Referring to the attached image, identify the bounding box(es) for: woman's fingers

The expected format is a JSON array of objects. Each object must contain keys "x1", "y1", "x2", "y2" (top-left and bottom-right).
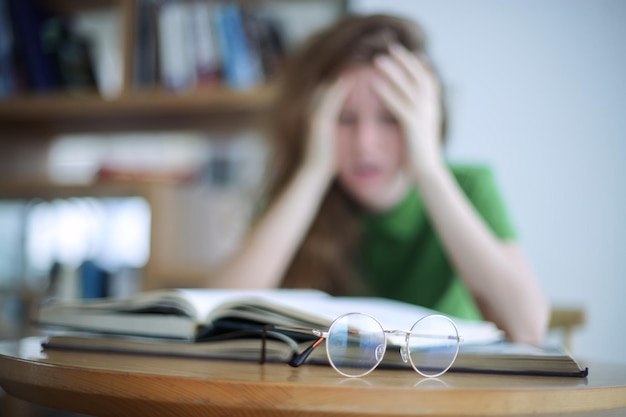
[
  {"x1": 389, "y1": 44, "x2": 431, "y2": 86},
  {"x1": 322, "y1": 78, "x2": 352, "y2": 119},
  {"x1": 377, "y1": 44, "x2": 440, "y2": 104},
  {"x1": 371, "y1": 74, "x2": 408, "y2": 121},
  {"x1": 312, "y1": 77, "x2": 353, "y2": 124},
  {"x1": 305, "y1": 77, "x2": 354, "y2": 178},
  {"x1": 374, "y1": 55, "x2": 416, "y2": 104},
  {"x1": 372, "y1": 44, "x2": 444, "y2": 175}
]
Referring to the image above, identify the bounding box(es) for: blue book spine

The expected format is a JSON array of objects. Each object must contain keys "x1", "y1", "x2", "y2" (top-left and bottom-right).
[
  {"x1": 80, "y1": 260, "x2": 108, "y2": 299},
  {"x1": 214, "y1": 4, "x2": 261, "y2": 90}
]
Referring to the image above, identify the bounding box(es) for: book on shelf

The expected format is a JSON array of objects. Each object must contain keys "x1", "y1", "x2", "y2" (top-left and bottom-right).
[
  {"x1": 157, "y1": 1, "x2": 197, "y2": 92},
  {"x1": 72, "y1": 8, "x2": 123, "y2": 98},
  {"x1": 190, "y1": 1, "x2": 221, "y2": 87},
  {"x1": 132, "y1": 0, "x2": 159, "y2": 90},
  {"x1": 36, "y1": 288, "x2": 588, "y2": 378},
  {"x1": 7, "y1": 0, "x2": 62, "y2": 92},
  {"x1": 213, "y1": 3, "x2": 264, "y2": 90},
  {"x1": 0, "y1": 0, "x2": 17, "y2": 98},
  {"x1": 239, "y1": 6, "x2": 285, "y2": 81}
]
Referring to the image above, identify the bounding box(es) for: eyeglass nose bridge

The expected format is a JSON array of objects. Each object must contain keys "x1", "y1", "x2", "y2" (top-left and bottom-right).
[{"x1": 384, "y1": 329, "x2": 412, "y2": 364}]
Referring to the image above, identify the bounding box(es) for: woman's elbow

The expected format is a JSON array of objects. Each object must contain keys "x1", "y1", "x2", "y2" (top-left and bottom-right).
[{"x1": 506, "y1": 299, "x2": 551, "y2": 345}]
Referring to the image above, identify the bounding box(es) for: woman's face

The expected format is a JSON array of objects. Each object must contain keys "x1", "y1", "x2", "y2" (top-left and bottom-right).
[{"x1": 335, "y1": 65, "x2": 410, "y2": 212}]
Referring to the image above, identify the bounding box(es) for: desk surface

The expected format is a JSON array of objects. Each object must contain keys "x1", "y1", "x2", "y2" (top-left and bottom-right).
[{"x1": 1, "y1": 336, "x2": 625, "y2": 417}]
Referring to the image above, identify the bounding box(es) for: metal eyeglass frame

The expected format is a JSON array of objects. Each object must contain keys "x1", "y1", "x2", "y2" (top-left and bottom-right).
[{"x1": 260, "y1": 312, "x2": 464, "y2": 378}]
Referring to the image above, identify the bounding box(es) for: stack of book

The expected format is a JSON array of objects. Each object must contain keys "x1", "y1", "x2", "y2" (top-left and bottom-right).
[{"x1": 36, "y1": 288, "x2": 588, "y2": 378}]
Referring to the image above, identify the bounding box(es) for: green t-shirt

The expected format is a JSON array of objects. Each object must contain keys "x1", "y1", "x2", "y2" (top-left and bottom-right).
[{"x1": 360, "y1": 164, "x2": 516, "y2": 320}]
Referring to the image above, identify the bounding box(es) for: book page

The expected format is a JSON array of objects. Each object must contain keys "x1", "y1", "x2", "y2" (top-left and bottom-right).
[
  {"x1": 312, "y1": 296, "x2": 504, "y2": 345},
  {"x1": 175, "y1": 288, "x2": 330, "y2": 322},
  {"x1": 178, "y1": 289, "x2": 503, "y2": 345}
]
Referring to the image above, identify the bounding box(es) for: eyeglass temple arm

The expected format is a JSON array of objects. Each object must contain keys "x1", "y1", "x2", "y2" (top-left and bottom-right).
[
  {"x1": 407, "y1": 333, "x2": 464, "y2": 342},
  {"x1": 387, "y1": 329, "x2": 463, "y2": 343},
  {"x1": 288, "y1": 337, "x2": 324, "y2": 367},
  {"x1": 260, "y1": 324, "x2": 326, "y2": 365}
]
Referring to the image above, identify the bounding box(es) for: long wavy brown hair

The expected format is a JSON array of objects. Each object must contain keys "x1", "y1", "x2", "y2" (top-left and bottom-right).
[{"x1": 263, "y1": 14, "x2": 447, "y2": 295}]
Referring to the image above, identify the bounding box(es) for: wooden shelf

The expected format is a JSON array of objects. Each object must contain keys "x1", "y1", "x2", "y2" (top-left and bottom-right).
[
  {"x1": 0, "y1": 180, "x2": 159, "y2": 200},
  {"x1": 0, "y1": 86, "x2": 276, "y2": 119},
  {"x1": 0, "y1": 86, "x2": 277, "y2": 135}
]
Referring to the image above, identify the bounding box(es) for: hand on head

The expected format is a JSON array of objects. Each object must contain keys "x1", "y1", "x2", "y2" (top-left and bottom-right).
[
  {"x1": 302, "y1": 43, "x2": 444, "y2": 210},
  {"x1": 303, "y1": 77, "x2": 353, "y2": 182},
  {"x1": 372, "y1": 44, "x2": 444, "y2": 178}
]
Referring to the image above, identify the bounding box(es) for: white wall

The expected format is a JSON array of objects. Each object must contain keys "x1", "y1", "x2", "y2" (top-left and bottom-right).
[{"x1": 351, "y1": 0, "x2": 626, "y2": 364}]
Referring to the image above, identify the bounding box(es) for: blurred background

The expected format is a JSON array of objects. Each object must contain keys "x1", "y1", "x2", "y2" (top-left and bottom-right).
[{"x1": 0, "y1": 3, "x2": 624, "y2": 412}]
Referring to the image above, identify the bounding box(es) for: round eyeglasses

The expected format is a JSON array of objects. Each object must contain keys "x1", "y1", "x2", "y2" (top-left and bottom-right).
[{"x1": 261, "y1": 312, "x2": 463, "y2": 377}]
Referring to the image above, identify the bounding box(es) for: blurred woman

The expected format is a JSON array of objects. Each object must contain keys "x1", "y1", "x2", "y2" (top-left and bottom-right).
[{"x1": 208, "y1": 14, "x2": 549, "y2": 344}]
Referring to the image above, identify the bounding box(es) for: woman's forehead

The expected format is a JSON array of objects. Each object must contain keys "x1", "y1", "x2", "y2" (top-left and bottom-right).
[{"x1": 341, "y1": 66, "x2": 386, "y2": 111}]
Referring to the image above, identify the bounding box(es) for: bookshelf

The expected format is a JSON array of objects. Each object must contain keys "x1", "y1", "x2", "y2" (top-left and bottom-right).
[
  {"x1": 0, "y1": 0, "x2": 346, "y2": 135},
  {"x1": 0, "y1": 0, "x2": 346, "y2": 292}
]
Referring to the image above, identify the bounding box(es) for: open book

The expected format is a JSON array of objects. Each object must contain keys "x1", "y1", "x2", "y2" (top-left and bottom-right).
[
  {"x1": 36, "y1": 288, "x2": 502, "y2": 343},
  {"x1": 36, "y1": 289, "x2": 588, "y2": 377}
]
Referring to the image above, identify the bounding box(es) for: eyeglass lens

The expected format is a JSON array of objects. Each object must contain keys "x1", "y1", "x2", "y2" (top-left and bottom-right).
[
  {"x1": 326, "y1": 313, "x2": 386, "y2": 377},
  {"x1": 325, "y1": 313, "x2": 460, "y2": 378},
  {"x1": 407, "y1": 315, "x2": 459, "y2": 377}
]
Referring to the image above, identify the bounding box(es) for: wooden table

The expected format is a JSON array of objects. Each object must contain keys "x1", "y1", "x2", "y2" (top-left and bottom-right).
[{"x1": 0, "y1": 336, "x2": 625, "y2": 417}]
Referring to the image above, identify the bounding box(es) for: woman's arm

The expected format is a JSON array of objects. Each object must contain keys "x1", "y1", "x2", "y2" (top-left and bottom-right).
[
  {"x1": 373, "y1": 45, "x2": 549, "y2": 344},
  {"x1": 206, "y1": 164, "x2": 330, "y2": 288},
  {"x1": 414, "y1": 165, "x2": 550, "y2": 345},
  {"x1": 206, "y1": 80, "x2": 350, "y2": 289}
]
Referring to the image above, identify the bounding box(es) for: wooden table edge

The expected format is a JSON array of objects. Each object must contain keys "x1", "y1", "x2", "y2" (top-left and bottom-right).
[{"x1": 2, "y1": 352, "x2": 626, "y2": 417}]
